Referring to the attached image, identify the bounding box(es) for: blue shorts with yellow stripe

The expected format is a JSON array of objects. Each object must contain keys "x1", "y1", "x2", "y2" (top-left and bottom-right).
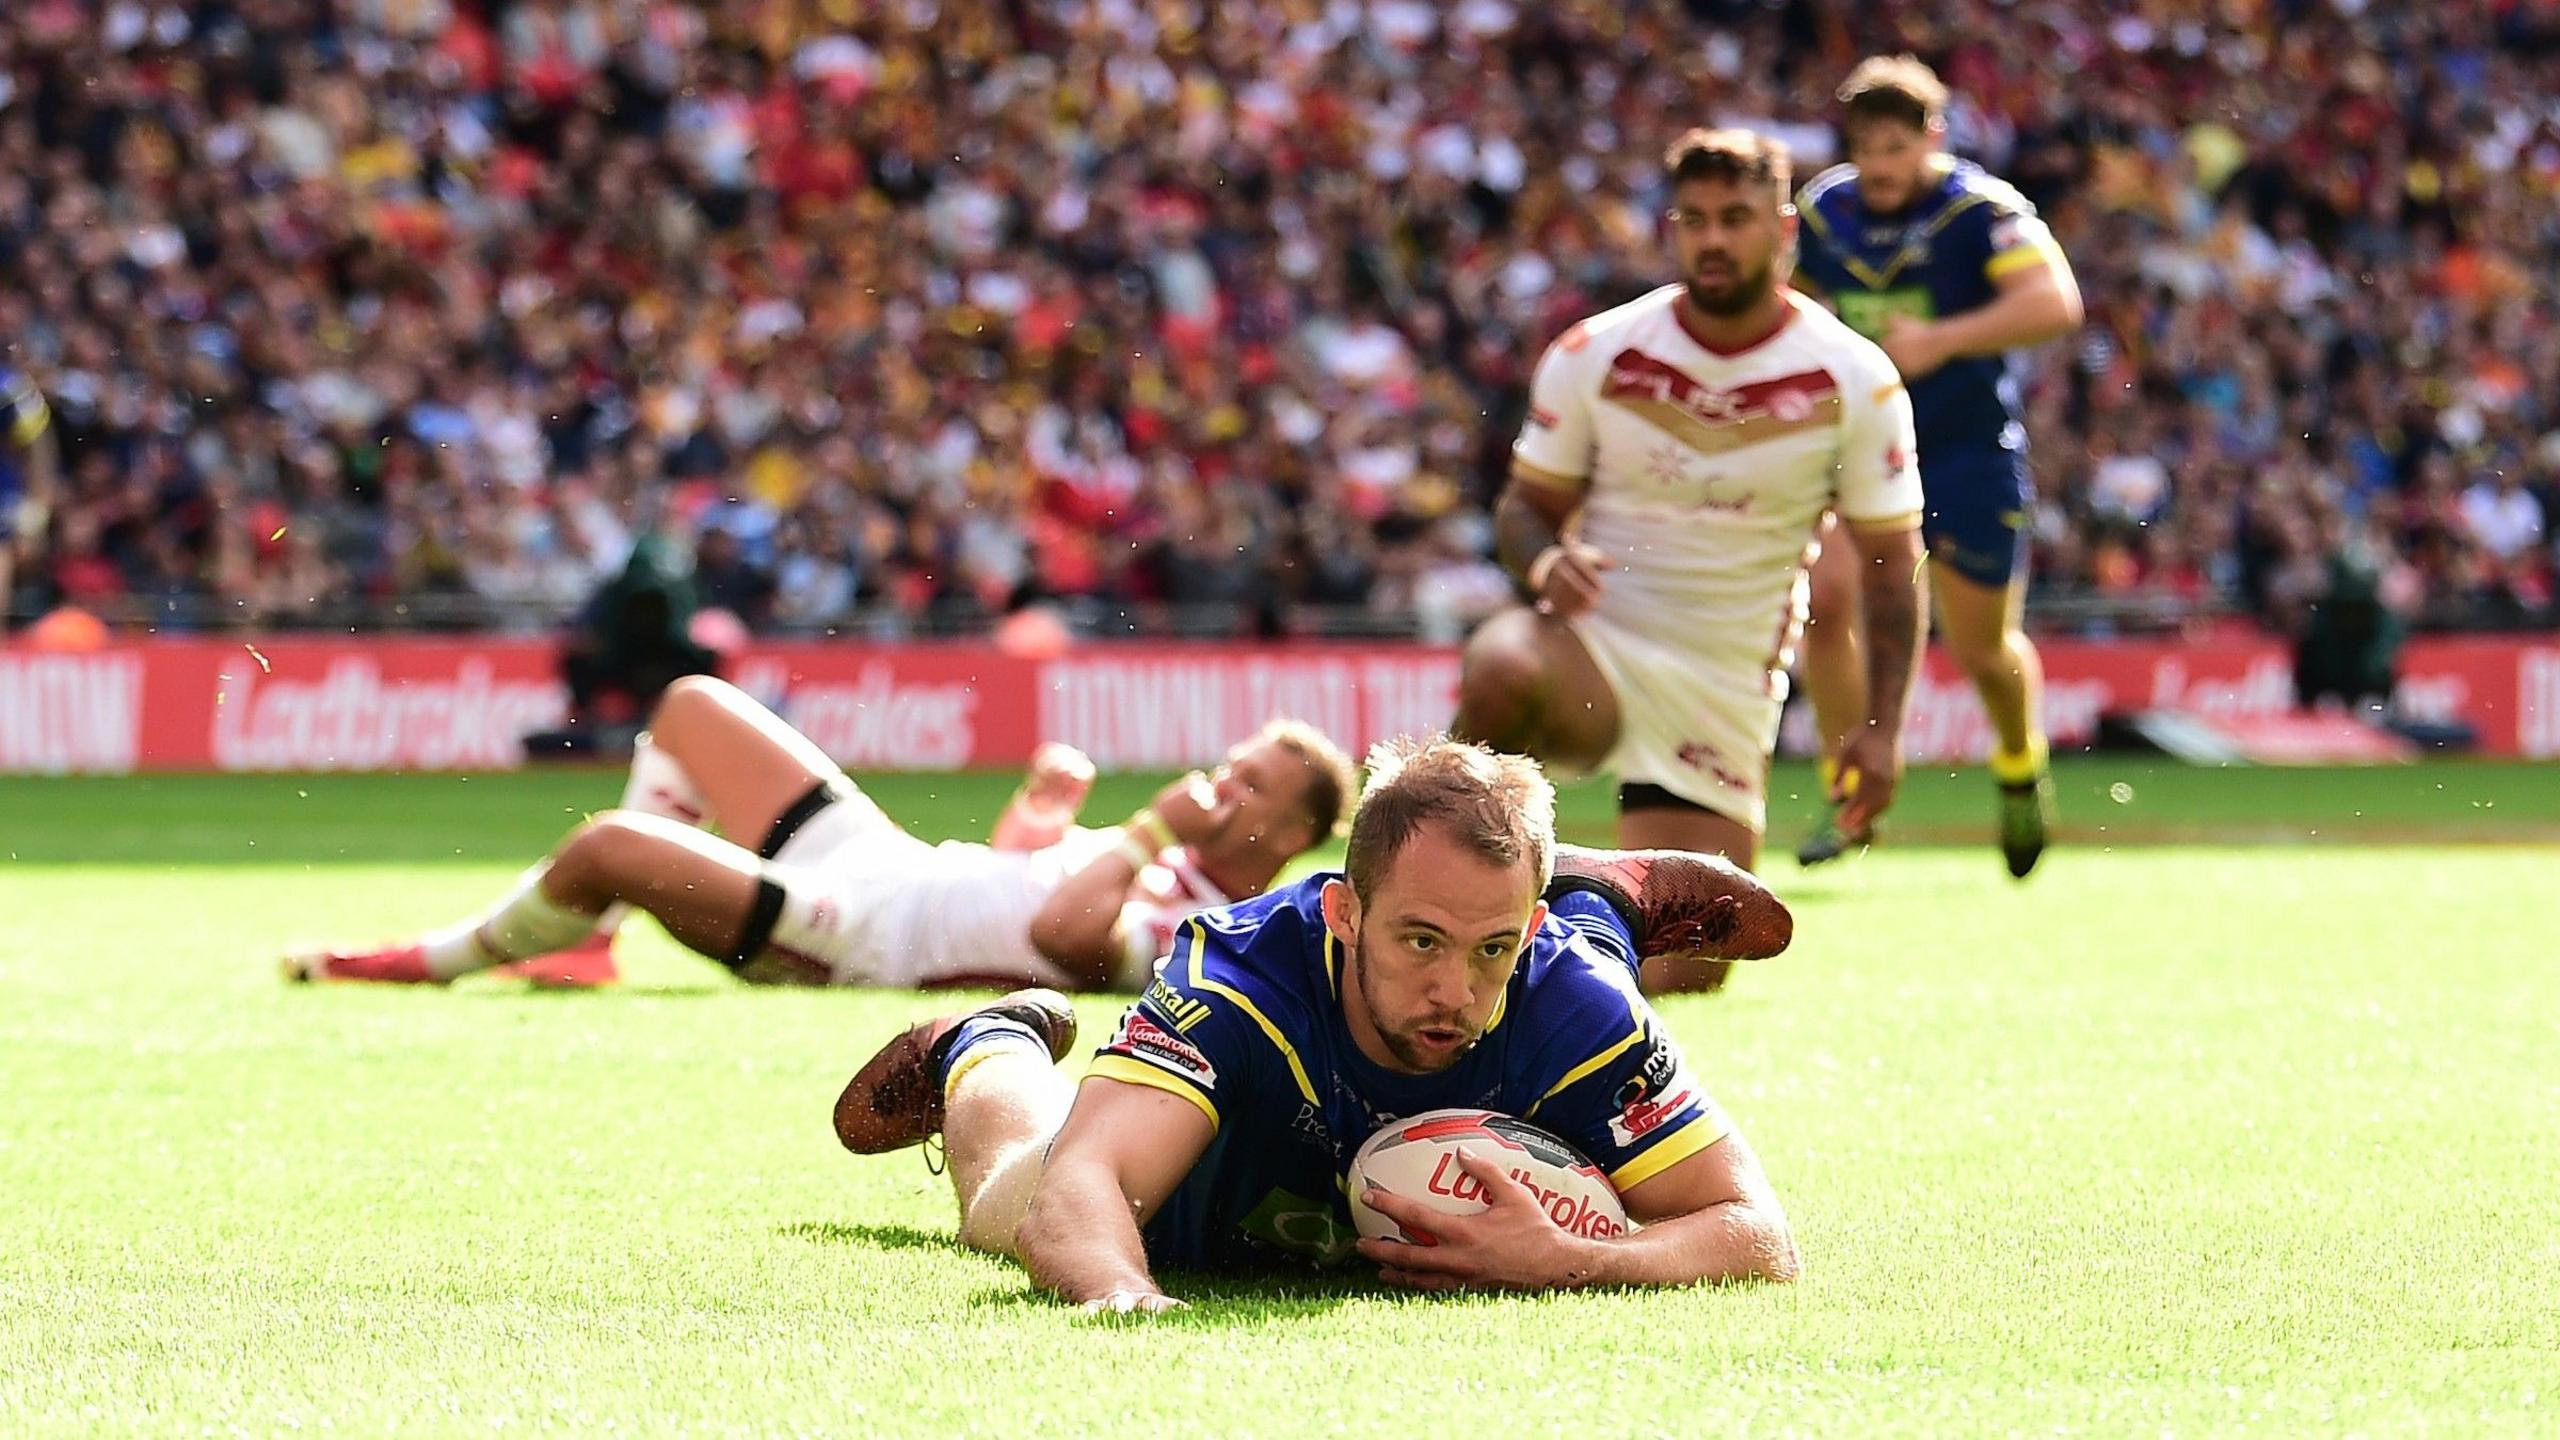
[{"x1": 1919, "y1": 444, "x2": 2032, "y2": 588}]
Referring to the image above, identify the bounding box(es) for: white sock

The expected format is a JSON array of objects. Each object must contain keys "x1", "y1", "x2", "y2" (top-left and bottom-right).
[
  {"x1": 621, "y1": 734, "x2": 708, "y2": 824},
  {"x1": 589, "y1": 735, "x2": 706, "y2": 942},
  {"x1": 420, "y1": 865, "x2": 605, "y2": 980},
  {"x1": 766, "y1": 876, "x2": 853, "y2": 966}
]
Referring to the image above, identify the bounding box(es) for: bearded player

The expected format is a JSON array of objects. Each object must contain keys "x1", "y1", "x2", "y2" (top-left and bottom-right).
[
  {"x1": 1453, "y1": 128, "x2": 1927, "y2": 991},
  {"x1": 285, "y1": 675, "x2": 1352, "y2": 992},
  {"x1": 1791, "y1": 56, "x2": 2085, "y2": 875},
  {"x1": 830, "y1": 738, "x2": 1798, "y2": 1312}
]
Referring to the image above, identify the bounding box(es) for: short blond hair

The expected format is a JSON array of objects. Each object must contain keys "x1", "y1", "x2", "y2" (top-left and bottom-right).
[
  {"x1": 1254, "y1": 717, "x2": 1357, "y2": 839},
  {"x1": 1839, "y1": 54, "x2": 1948, "y2": 132},
  {"x1": 1343, "y1": 737, "x2": 1555, "y2": 901}
]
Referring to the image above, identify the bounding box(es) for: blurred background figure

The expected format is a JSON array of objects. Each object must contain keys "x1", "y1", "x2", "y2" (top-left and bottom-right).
[{"x1": 526, "y1": 533, "x2": 723, "y2": 760}]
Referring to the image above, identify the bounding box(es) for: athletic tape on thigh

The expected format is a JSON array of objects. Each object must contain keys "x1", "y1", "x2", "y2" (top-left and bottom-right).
[
  {"x1": 729, "y1": 870, "x2": 789, "y2": 970},
  {"x1": 758, "y1": 777, "x2": 854, "y2": 860}
]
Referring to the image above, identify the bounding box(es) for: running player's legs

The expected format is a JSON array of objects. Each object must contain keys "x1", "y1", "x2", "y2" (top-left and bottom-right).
[
  {"x1": 1933, "y1": 564, "x2": 2043, "y2": 758},
  {"x1": 1453, "y1": 607, "x2": 1621, "y2": 773},
  {"x1": 644, "y1": 675, "x2": 904, "y2": 850},
  {"x1": 1922, "y1": 449, "x2": 2054, "y2": 875},
  {"x1": 1796, "y1": 513, "x2": 1868, "y2": 762},
  {"x1": 1919, "y1": 449, "x2": 2044, "y2": 759}
]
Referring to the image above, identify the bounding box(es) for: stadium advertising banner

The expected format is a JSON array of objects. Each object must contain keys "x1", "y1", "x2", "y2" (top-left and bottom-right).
[{"x1": 1, "y1": 635, "x2": 2554, "y2": 775}]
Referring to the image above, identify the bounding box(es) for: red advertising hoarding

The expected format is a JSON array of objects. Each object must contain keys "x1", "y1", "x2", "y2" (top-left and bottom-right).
[{"x1": 1, "y1": 634, "x2": 2553, "y2": 775}]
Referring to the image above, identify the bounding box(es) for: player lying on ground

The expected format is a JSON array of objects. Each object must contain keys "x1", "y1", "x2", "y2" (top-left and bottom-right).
[
  {"x1": 1791, "y1": 55, "x2": 2084, "y2": 876},
  {"x1": 286, "y1": 675, "x2": 1354, "y2": 991},
  {"x1": 833, "y1": 739, "x2": 1799, "y2": 1312},
  {"x1": 1453, "y1": 127, "x2": 1927, "y2": 990}
]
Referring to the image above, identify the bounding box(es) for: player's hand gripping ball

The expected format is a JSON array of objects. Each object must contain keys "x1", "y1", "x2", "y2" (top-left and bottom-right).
[{"x1": 1348, "y1": 1109, "x2": 1631, "y2": 1245}]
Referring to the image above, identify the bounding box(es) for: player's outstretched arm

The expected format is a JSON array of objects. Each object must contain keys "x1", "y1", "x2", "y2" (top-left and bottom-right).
[
  {"x1": 1015, "y1": 1076, "x2": 1214, "y2": 1315},
  {"x1": 992, "y1": 742, "x2": 1097, "y2": 851},
  {"x1": 1356, "y1": 1126, "x2": 1797, "y2": 1291},
  {"x1": 1835, "y1": 519, "x2": 1927, "y2": 835}
]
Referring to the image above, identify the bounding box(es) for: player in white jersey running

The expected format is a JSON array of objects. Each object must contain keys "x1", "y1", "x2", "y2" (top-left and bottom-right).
[
  {"x1": 1453, "y1": 128, "x2": 1929, "y2": 992},
  {"x1": 285, "y1": 675, "x2": 1354, "y2": 992}
]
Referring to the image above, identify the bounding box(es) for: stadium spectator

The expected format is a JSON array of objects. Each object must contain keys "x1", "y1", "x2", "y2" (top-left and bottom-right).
[{"x1": 1, "y1": 0, "x2": 2558, "y2": 638}]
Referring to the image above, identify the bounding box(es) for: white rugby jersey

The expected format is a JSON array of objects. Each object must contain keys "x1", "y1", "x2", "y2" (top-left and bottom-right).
[
  {"x1": 1512, "y1": 285, "x2": 1922, "y2": 684},
  {"x1": 855, "y1": 830, "x2": 1230, "y2": 990}
]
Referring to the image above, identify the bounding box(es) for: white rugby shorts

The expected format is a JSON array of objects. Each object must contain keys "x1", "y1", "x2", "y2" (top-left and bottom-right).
[{"x1": 1567, "y1": 611, "x2": 1784, "y2": 832}]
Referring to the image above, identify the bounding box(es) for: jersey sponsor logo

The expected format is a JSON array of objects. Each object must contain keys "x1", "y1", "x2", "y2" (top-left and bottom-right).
[
  {"x1": 1422, "y1": 1152, "x2": 1628, "y2": 1239},
  {"x1": 1237, "y1": 1186, "x2": 1358, "y2": 1264},
  {"x1": 1288, "y1": 1100, "x2": 1335, "y2": 1152},
  {"x1": 1144, "y1": 977, "x2": 1213, "y2": 1033},
  {"x1": 1600, "y1": 350, "x2": 1843, "y2": 456},
  {"x1": 1613, "y1": 1022, "x2": 1684, "y2": 1111},
  {"x1": 1110, "y1": 1008, "x2": 1217, "y2": 1087},
  {"x1": 1835, "y1": 286, "x2": 1936, "y2": 341}
]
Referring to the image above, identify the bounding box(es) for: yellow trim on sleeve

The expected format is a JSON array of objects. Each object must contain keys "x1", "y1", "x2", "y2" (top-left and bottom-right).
[
  {"x1": 1088, "y1": 1055, "x2": 1221, "y2": 1132},
  {"x1": 1846, "y1": 510, "x2": 1923, "y2": 535},
  {"x1": 1184, "y1": 919, "x2": 1321, "y2": 1108},
  {"x1": 1524, "y1": 1019, "x2": 1645, "y2": 1118},
  {"x1": 1510, "y1": 454, "x2": 1589, "y2": 492},
  {"x1": 8, "y1": 393, "x2": 47, "y2": 446},
  {"x1": 1871, "y1": 381, "x2": 1903, "y2": 406},
  {"x1": 1607, "y1": 1112, "x2": 1728, "y2": 1193},
  {"x1": 1985, "y1": 234, "x2": 2065, "y2": 281}
]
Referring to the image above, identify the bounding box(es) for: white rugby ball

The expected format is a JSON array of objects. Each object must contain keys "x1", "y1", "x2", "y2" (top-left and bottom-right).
[{"x1": 1348, "y1": 1108, "x2": 1631, "y2": 1245}]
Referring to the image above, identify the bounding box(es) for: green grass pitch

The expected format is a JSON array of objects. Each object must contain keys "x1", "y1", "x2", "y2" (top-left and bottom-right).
[{"x1": 2, "y1": 760, "x2": 2555, "y2": 1434}]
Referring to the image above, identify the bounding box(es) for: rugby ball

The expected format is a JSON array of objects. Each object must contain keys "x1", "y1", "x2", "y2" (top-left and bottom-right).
[{"x1": 1348, "y1": 1108, "x2": 1631, "y2": 1245}]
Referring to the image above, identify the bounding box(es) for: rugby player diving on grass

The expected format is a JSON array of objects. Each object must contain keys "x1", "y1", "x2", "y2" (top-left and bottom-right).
[
  {"x1": 833, "y1": 739, "x2": 1799, "y2": 1312},
  {"x1": 286, "y1": 675, "x2": 1353, "y2": 991}
]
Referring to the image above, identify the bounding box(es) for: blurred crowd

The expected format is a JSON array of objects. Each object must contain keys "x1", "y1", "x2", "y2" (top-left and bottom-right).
[{"x1": 5, "y1": 0, "x2": 2560, "y2": 641}]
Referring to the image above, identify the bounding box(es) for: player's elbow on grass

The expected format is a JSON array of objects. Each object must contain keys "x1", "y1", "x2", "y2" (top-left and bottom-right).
[{"x1": 1741, "y1": 1203, "x2": 1803, "y2": 1285}]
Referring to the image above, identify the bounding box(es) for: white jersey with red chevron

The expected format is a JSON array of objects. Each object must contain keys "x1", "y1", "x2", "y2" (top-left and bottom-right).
[{"x1": 1513, "y1": 285, "x2": 1922, "y2": 685}]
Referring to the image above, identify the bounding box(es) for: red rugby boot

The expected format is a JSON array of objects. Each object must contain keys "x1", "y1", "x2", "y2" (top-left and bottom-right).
[{"x1": 282, "y1": 943, "x2": 439, "y2": 985}]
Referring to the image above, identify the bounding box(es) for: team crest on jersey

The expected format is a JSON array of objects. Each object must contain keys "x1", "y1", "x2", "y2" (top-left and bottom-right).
[
  {"x1": 1111, "y1": 1008, "x2": 1217, "y2": 1087},
  {"x1": 1609, "y1": 1084, "x2": 1698, "y2": 1148},
  {"x1": 1609, "y1": 1022, "x2": 1695, "y2": 1146}
]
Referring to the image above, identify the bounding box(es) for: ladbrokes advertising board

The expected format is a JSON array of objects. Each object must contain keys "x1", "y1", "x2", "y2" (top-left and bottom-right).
[{"x1": 1, "y1": 635, "x2": 2551, "y2": 774}]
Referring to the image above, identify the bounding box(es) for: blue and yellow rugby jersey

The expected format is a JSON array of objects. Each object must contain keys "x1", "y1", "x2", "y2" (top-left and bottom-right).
[
  {"x1": 1090, "y1": 876, "x2": 1728, "y2": 1271},
  {"x1": 0, "y1": 369, "x2": 47, "y2": 483},
  {"x1": 1793, "y1": 157, "x2": 2062, "y2": 459}
]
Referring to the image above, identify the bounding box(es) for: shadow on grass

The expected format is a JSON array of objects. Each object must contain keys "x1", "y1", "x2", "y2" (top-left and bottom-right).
[
  {"x1": 786, "y1": 1220, "x2": 1394, "y2": 1326},
  {"x1": 779, "y1": 1221, "x2": 974, "y2": 1255},
  {"x1": 964, "y1": 1271, "x2": 1380, "y2": 1328},
  {"x1": 450, "y1": 981, "x2": 731, "y2": 999}
]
